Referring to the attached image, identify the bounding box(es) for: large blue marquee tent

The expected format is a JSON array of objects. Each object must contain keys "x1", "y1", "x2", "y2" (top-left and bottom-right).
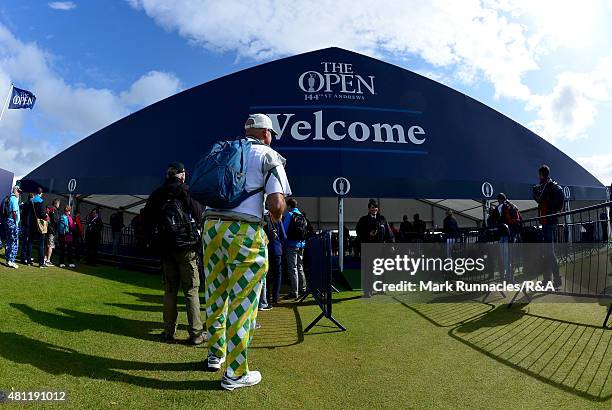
[
  {"x1": 19, "y1": 47, "x2": 607, "y2": 224},
  {"x1": 0, "y1": 168, "x2": 14, "y2": 197}
]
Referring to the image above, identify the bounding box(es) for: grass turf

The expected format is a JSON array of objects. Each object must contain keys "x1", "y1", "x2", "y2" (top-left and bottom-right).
[{"x1": 0, "y1": 258, "x2": 611, "y2": 408}]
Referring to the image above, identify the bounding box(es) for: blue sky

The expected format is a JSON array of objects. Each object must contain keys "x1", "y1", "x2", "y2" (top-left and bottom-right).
[{"x1": 1, "y1": 0, "x2": 612, "y2": 185}]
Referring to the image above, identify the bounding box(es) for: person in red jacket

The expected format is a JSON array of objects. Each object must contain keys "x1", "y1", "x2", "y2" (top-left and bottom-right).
[{"x1": 73, "y1": 211, "x2": 84, "y2": 262}]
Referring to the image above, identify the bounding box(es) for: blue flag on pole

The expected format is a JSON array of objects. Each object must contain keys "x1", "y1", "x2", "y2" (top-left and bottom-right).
[{"x1": 8, "y1": 86, "x2": 36, "y2": 109}]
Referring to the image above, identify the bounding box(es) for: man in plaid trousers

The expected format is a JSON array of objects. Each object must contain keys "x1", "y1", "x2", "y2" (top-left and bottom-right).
[{"x1": 203, "y1": 113, "x2": 291, "y2": 391}]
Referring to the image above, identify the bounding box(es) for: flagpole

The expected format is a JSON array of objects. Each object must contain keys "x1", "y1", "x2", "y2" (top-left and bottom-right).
[{"x1": 0, "y1": 83, "x2": 13, "y2": 123}]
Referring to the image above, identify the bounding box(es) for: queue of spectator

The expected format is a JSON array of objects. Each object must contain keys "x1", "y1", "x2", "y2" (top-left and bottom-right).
[{"x1": 2, "y1": 186, "x2": 103, "y2": 269}]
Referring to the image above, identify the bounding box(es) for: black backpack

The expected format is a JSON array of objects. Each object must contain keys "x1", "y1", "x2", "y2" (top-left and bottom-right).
[
  {"x1": 1, "y1": 195, "x2": 10, "y2": 219},
  {"x1": 159, "y1": 197, "x2": 200, "y2": 250},
  {"x1": 286, "y1": 212, "x2": 308, "y2": 241}
]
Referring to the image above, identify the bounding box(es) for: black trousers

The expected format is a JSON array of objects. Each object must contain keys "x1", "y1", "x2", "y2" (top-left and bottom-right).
[
  {"x1": 86, "y1": 236, "x2": 100, "y2": 265},
  {"x1": 269, "y1": 254, "x2": 283, "y2": 303},
  {"x1": 73, "y1": 234, "x2": 83, "y2": 261},
  {"x1": 59, "y1": 237, "x2": 73, "y2": 265},
  {"x1": 21, "y1": 229, "x2": 31, "y2": 263},
  {"x1": 29, "y1": 232, "x2": 46, "y2": 266}
]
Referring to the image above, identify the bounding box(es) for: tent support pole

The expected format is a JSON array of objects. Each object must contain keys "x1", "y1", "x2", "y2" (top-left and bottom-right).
[
  {"x1": 338, "y1": 195, "x2": 344, "y2": 272},
  {"x1": 482, "y1": 199, "x2": 487, "y2": 228}
]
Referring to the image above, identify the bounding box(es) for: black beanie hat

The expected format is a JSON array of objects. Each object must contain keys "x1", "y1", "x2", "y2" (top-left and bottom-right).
[{"x1": 168, "y1": 162, "x2": 185, "y2": 174}]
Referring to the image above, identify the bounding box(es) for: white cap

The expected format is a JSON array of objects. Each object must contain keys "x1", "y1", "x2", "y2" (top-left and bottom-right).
[{"x1": 245, "y1": 113, "x2": 277, "y2": 135}]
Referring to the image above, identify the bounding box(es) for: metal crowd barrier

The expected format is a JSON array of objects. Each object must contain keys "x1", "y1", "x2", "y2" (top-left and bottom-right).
[
  {"x1": 96, "y1": 223, "x2": 160, "y2": 270},
  {"x1": 366, "y1": 201, "x2": 612, "y2": 327},
  {"x1": 301, "y1": 231, "x2": 346, "y2": 332},
  {"x1": 460, "y1": 202, "x2": 612, "y2": 309},
  {"x1": 512, "y1": 201, "x2": 612, "y2": 325}
]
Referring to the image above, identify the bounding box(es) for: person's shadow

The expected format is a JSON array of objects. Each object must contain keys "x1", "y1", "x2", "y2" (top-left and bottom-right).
[
  {"x1": 10, "y1": 304, "x2": 164, "y2": 341},
  {"x1": 0, "y1": 332, "x2": 221, "y2": 390}
]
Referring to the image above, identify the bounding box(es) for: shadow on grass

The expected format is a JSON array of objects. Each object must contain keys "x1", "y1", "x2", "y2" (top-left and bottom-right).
[
  {"x1": 123, "y1": 291, "x2": 362, "y2": 309},
  {"x1": 450, "y1": 305, "x2": 612, "y2": 402},
  {"x1": 108, "y1": 292, "x2": 306, "y2": 349},
  {"x1": 0, "y1": 332, "x2": 222, "y2": 390},
  {"x1": 10, "y1": 304, "x2": 164, "y2": 342},
  {"x1": 396, "y1": 298, "x2": 612, "y2": 401},
  {"x1": 70, "y1": 264, "x2": 161, "y2": 291},
  {"x1": 251, "y1": 304, "x2": 304, "y2": 349},
  {"x1": 109, "y1": 292, "x2": 194, "y2": 313},
  {"x1": 111, "y1": 292, "x2": 353, "y2": 345},
  {"x1": 393, "y1": 297, "x2": 496, "y2": 328},
  {"x1": 105, "y1": 303, "x2": 180, "y2": 313},
  {"x1": 124, "y1": 292, "x2": 165, "y2": 304}
]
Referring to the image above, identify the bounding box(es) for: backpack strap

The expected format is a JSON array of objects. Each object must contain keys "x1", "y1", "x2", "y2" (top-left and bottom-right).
[{"x1": 241, "y1": 168, "x2": 273, "y2": 200}]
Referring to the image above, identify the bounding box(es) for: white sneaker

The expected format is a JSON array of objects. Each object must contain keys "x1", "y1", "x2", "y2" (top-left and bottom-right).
[
  {"x1": 45, "y1": 261, "x2": 54, "y2": 266},
  {"x1": 8, "y1": 261, "x2": 18, "y2": 269},
  {"x1": 68, "y1": 264, "x2": 75, "y2": 268},
  {"x1": 207, "y1": 354, "x2": 226, "y2": 370},
  {"x1": 221, "y1": 371, "x2": 262, "y2": 391},
  {"x1": 59, "y1": 264, "x2": 66, "y2": 268}
]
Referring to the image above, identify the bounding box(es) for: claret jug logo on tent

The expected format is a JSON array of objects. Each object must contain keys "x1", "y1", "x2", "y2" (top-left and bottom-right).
[{"x1": 298, "y1": 62, "x2": 375, "y2": 101}]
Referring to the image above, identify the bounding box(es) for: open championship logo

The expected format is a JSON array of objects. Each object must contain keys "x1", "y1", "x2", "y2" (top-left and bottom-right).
[
  {"x1": 12, "y1": 91, "x2": 34, "y2": 107},
  {"x1": 298, "y1": 62, "x2": 375, "y2": 101},
  {"x1": 263, "y1": 60, "x2": 427, "y2": 147}
]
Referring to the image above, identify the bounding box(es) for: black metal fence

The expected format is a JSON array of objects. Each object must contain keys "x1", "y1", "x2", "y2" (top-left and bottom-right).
[
  {"x1": 95, "y1": 223, "x2": 159, "y2": 270},
  {"x1": 301, "y1": 231, "x2": 345, "y2": 332},
  {"x1": 447, "y1": 202, "x2": 612, "y2": 304},
  {"x1": 513, "y1": 202, "x2": 611, "y2": 300},
  {"x1": 480, "y1": 201, "x2": 610, "y2": 326},
  {"x1": 361, "y1": 201, "x2": 612, "y2": 326}
]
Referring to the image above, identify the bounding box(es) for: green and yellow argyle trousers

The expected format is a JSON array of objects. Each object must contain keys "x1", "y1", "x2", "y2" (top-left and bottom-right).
[{"x1": 202, "y1": 219, "x2": 268, "y2": 377}]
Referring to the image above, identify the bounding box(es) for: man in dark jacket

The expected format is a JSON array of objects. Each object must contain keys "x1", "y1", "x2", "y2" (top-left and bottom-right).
[
  {"x1": 356, "y1": 199, "x2": 394, "y2": 247},
  {"x1": 533, "y1": 165, "x2": 562, "y2": 289},
  {"x1": 85, "y1": 208, "x2": 103, "y2": 266},
  {"x1": 443, "y1": 210, "x2": 459, "y2": 240},
  {"x1": 399, "y1": 215, "x2": 412, "y2": 243},
  {"x1": 443, "y1": 210, "x2": 459, "y2": 259},
  {"x1": 495, "y1": 193, "x2": 519, "y2": 281},
  {"x1": 412, "y1": 213, "x2": 426, "y2": 236},
  {"x1": 533, "y1": 164, "x2": 564, "y2": 227},
  {"x1": 142, "y1": 162, "x2": 205, "y2": 345},
  {"x1": 357, "y1": 199, "x2": 394, "y2": 297},
  {"x1": 110, "y1": 209, "x2": 125, "y2": 256}
]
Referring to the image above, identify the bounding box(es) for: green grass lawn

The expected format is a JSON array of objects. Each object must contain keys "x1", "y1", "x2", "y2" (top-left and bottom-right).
[{"x1": 0, "y1": 256, "x2": 611, "y2": 409}]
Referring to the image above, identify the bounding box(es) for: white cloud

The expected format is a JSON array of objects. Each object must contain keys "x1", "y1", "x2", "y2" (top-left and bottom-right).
[
  {"x1": 120, "y1": 70, "x2": 182, "y2": 107},
  {"x1": 48, "y1": 2, "x2": 77, "y2": 11},
  {"x1": 127, "y1": 0, "x2": 539, "y2": 100},
  {"x1": 527, "y1": 57, "x2": 612, "y2": 141},
  {"x1": 489, "y1": 0, "x2": 602, "y2": 51},
  {"x1": 127, "y1": 1, "x2": 612, "y2": 145},
  {"x1": 577, "y1": 154, "x2": 612, "y2": 186},
  {"x1": 0, "y1": 24, "x2": 182, "y2": 176}
]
